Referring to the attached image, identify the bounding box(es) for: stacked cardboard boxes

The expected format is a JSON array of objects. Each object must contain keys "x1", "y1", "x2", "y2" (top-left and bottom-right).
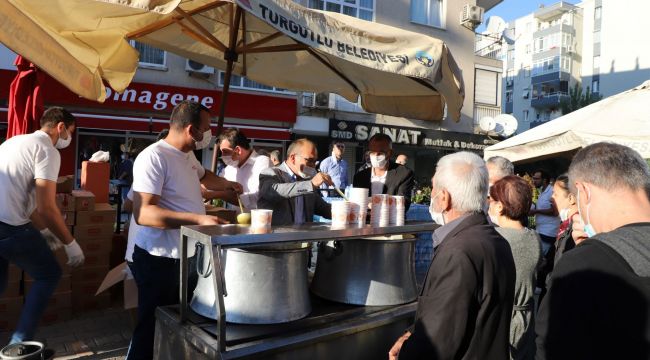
[
  {"x1": 55, "y1": 186, "x2": 116, "y2": 316},
  {"x1": 0, "y1": 264, "x2": 23, "y2": 330}
]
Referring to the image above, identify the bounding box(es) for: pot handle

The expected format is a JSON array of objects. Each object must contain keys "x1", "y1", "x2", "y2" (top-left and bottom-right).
[
  {"x1": 195, "y1": 243, "x2": 212, "y2": 278},
  {"x1": 317, "y1": 240, "x2": 343, "y2": 260}
]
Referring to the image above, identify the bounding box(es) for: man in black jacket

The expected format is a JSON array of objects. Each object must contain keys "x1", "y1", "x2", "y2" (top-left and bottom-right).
[
  {"x1": 353, "y1": 134, "x2": 414, "y2": 211},
  {"x1": 389, "y1": 151, "x2": 516, "y2": 360},
  {"x1": 536, "y1": 143, "x2": 650, "y2": 360}
]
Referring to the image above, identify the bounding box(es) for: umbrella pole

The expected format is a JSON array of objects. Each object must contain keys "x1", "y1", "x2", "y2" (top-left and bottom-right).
[{"x1": 211, "y1": 5, "x2": 242, "y2": 173}]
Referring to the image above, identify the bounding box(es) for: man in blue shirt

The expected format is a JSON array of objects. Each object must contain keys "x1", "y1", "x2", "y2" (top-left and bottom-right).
[{"x1": 319, "y1": 141, "x2": 348, "y2": 197}]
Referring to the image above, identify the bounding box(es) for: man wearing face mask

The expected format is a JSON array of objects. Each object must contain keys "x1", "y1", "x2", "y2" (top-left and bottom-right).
[
  {"x1": 536, "y1": 143, "x2": 650, "y2": 360},
  {"x1": 353, "y1": 134, "x2": 414, "y2": 211},
  {"x1": 0, "y1": 107, "x2": 85, "y2": 345},
  {"x1": 211, "y1": 128, "x2": 272, "y2": 211},
  {"x1": 127, "y1": 101, "x2": 242, "y2": 360},
  {"x1": 390, "y1": 152, "x2": 515, "y2": 360},
  {"x1": 258, "y1": 138, "x2": 332, "y2": 225}
]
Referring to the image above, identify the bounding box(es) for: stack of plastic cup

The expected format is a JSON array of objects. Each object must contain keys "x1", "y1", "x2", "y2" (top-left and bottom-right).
[
  {"x1": 390, "y1": 195, "x2": 406, "y2": 226},
  {"x1": 251, "y1": 209, "x2": 273, "y2": 228},
  {"x1": 370, "y1": 194, "x2": 390, "y2": 227},
  {"x1": 348, "y1": 188, "x2": 369, "y2": 225},
  {"x1": 331, "y1": 200, "x2": 351, "y2": 228}
]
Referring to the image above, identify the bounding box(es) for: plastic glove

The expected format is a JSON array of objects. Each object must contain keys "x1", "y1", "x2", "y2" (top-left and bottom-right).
[
  {"x1": 41, "y1": 228, "x2": 63, "y2": 251},
  {"x1": 64, "y1": 240, "x2": 85, "y2": 267}
]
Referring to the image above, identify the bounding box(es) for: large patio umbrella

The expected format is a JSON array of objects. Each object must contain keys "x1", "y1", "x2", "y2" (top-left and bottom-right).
[
  {"x1": 0, "y1": 0, "x2": 464, "y2": 125},
  {"x1": 6, "y1": 55, "x2": 45, "y2": 138},
  {"x1": 483, "y1": 80, "x2": 650, "y2": 163}
]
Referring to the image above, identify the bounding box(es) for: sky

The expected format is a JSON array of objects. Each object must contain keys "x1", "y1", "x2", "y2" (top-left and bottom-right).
[{"x1": 476, "y1": 0, "x2": 576, "y2": 32}]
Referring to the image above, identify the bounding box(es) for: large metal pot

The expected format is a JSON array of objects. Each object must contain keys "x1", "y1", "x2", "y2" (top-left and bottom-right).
[
  {"x1": 311, "y1": 235, "x2": 418, "y2": 306},
  {"x1": 191, "y1": 243, "x2": 311, "y2": 324}
]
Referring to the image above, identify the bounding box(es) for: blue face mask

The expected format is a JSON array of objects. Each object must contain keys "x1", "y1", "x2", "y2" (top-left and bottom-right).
[{"x1": 577, "y1": 186, "x2": 597, "y2": 238}]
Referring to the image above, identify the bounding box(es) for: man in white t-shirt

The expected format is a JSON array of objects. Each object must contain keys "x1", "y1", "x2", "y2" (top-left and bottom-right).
[
  {"x1": 209, "y1": 128, "x2": 272, "y2": 211},
  {"x1": 531, "y1": 169, "x2": 560, "y2": 253},
  {"x1": 126, "y1": 101, "x2": 242, "y2": 360},
  {"x1": 0, "y1": 107, "x2": 85, "y2": 345}
]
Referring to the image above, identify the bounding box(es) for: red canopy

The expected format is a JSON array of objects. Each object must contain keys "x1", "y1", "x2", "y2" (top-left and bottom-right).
[{"x1": 7, "y1": 55, "x2": 44, "y2": 139}]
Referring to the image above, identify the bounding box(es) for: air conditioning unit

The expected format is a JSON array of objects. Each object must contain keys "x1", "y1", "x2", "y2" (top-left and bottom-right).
[
  {"x1": 566, "y1": 45, "x2": 574, "y2": 53},
  {"x1": 185, "y1": 59, "x2": 214, "y2": 75},
  {"x1": 314, "y1": 92, "x2": 333, "y2": 108},
  {"x1": 507, "y1": 79, "x2": 514, "y2": 86},
  {"x1": 460, "y1": 4, "x2": 484, "y2": 29}
]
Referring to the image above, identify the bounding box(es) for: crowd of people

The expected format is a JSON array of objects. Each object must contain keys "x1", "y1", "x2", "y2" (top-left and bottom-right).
[{"x1": 0, "y1": 100, "x2": 648, "y2": 360}]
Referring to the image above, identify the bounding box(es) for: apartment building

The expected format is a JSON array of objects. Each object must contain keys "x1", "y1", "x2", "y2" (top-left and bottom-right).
[{"x1": 500, "y1": 0, "x2": 650, "y2": 133}]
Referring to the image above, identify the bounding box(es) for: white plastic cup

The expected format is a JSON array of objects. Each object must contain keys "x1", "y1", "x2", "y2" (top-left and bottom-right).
[
  {"x1": 251, "y1": 209, "x2": 273, "y2": 227},
  {"x1": 331, "y1": 200, "x2": 351, "y2": 227}
]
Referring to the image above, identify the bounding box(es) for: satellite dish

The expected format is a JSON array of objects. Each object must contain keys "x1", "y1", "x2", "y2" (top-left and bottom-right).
[
  {"x1": 479, "y1": 116, "x2": 496, "y2": 132},
  {"x1": 502, "y1": 28, "x2": 516, "y2": 45},
  {"x1": 485, "y1": 16, "x2": 507, "y2": 35},
  {"x1": 494, "y1": 114, "x2": 518, "y2": 137}
]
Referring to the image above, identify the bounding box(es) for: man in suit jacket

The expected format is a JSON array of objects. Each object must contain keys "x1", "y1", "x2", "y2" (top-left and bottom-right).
[
  {"x1": 353, "y1": 134, "x2": 414, "y2": 211},
  {"x1": 258, "y1": 138, "x2": 332, "y2": 225},
  {"x1": 390, "y1": 151, "x2": 516, "y2": 360}
]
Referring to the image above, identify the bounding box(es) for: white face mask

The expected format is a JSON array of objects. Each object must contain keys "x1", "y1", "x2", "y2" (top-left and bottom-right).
[
  {"x1": 370, "y1": 154, "x2": 388, "y2": 169},
  {"x1": 428, "y1": 191, "x2": 445, "y2": 225},
  {"x1": 577, "y1": 187, "x2": 597, "y2": 237},
  {"x1": 193, "y1": 129, "x2": 212, "y2": 150},
  {"x1": 221, "y1": 154, "x2": 239, "y2": 168},
  {"x1": 55, "y1": 127, "x2": 72, "y2": 149},
  {"x1": 559, "y1": 208, "x2": 571, "y2": 222},
  {"x1": 299, "y1": 165, "x2": 317, "y2": 179}
]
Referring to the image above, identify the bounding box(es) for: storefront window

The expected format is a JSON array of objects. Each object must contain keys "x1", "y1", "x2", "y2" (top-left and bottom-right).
[{"x1": 309, "y1": 0, "x2": 374, "y2": 21}]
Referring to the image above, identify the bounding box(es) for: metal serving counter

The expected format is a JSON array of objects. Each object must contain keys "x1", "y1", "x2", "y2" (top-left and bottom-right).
[{"x1": 156, "y1": 222, "x2": 435, "y2": 360}]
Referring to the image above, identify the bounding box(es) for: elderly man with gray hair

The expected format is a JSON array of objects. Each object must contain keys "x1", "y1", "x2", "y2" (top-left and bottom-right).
[
  {"x1": 535, "y1": 143, "x2": 650, "y2": 360},
  {"x1": 390, "y1": 151, "x2": 516, "y2": 360},
  {"x1": 486, "y1": 155, "x2": 514, "y2": 186}
]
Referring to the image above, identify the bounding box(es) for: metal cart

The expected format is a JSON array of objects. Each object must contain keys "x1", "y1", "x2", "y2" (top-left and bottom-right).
[{"x1": 154, "y1": 222, "x2": 435, "y2": 360}]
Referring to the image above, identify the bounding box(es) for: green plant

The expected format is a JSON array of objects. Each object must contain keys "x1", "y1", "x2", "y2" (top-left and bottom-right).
[
  {"x1": 560, "y1": 83, "x2": 602, "y2": 115},
  {"x1": 412, "y1": 186, "x2": 432, "y2": 205}
]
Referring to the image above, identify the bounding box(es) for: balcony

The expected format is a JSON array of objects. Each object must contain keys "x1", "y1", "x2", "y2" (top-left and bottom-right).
[
  {"x1": 531, "y1": 92, "x2": 569, "y2": 108},
  {"x1": 534, "y1": 2, "x2": 576, "y2": 21},
  {"x1": 474, "y1": 104, "x2": 501, "y2": 123},
  {"x1": 531, "y1": 70, "x2": 570, "y2": 84}
]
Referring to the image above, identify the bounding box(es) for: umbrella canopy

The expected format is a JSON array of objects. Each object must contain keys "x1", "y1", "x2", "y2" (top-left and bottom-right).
[
  {"x1": 0, "y1": 0, "x2": 464, "y2": 123},
  {"x1": 483, "y1": 80, "x2": 650, "y2": 163},
  {"x1": 6, "y1": 55, "x2": 44, "y2": 138}
]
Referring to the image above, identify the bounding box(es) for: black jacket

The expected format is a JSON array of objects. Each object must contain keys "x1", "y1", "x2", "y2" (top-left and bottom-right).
[
  {"x1": 536, "y1": 223, "x2": 650, "y2": 360},
  {"x1": 352, "y1": 162, "x2": 414, "y2": 211},
  {"x1": 400, "y1": 213, "x2": 516, "y2": 360}
]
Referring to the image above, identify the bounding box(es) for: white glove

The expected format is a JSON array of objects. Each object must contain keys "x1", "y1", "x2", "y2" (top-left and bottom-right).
[
  {"x1": 41, "y1": 228, "x2": 63, "y2": 251},
  {"x1": 64, "y1": 239, "x2": 85, "y2": 267}
]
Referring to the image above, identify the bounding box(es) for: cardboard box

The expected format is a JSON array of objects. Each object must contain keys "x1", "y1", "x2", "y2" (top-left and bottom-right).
[
  {"x1": 53, "y1": 249, "x2": 71, "y2": 275},
  {"x1": 72, "y1": 293, "x2": 111, "y2": 314},
  {"x1": 73, "y1": 224, "x2": 114, "y2": 240},
  {"x1": 75, "y1": 203, "x2": 116, "y2": 225},
  {"x1": 205, "y1": 206, "x2": 237, "y2": 223},
  {"x1": 81, "y1": 161, "x2": 110, "y2": 203},
  {"x1": 81, "y1": 253, "x2": 111, "y2": 268},
  {"x1": 97, "y1": 262, "x2": 138, "y2": 309},
  {"x1": 71, "y1": 266, "x2": 111, "y2": 284},
  {"x1": 25, "y1": 275, "x2": 71, "y2": 294},
  {"x1": 61, "y1": 211, "x2": 75, "y2": 225},
  {"x1": 7, "y1": 264, "x2": 22, "y2": 282},
  {"x1": 0, "y1": 281, "x2": 21, "y2": 298},
  {"x1": 40, "y1": 307, "x2": 71, "y2": 325},
  {"x1": 56, "y1": 175, "x2": 74, "y2": 193},
  {"x1": 72, "y1": 190, "x2": 95, "y2": 211},
  {"x1": 78, "y1": 238, "x2": 112, "y2": 256},
  {"x1": 45, "y1": 290, "x2": 72, "y2": 310},
  {"x1": 0, "y1": 296, "x2": 23, "y2": 330},
  {"x1": 56, "y1": 193, "x2": 75, "y2": 212}
]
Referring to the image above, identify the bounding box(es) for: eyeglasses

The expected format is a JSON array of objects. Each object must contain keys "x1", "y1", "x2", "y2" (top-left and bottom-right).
[{"x1": 296, "y1": 154, "x2": 317, "y2": 164}]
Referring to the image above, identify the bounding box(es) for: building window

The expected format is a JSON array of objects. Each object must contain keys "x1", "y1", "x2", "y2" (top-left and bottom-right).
[
  {"x1": 310, "y1": 0, "x2": 374, "y2": 21},
  {"x1": 219, "y1": 72, "x2": 291, "y2": 94},
  {"x1": 410, "y1": 0, "x2": 444, "y2": 28},
  {"x1": 561, "y1": 57, "x2": 571, "y2": 72},
  {"x1": 507, "y1": 49, "x2": 515, "y2": 63},
  {"x1": 594, "y1": 30, "x2": 601, "y2": 43},
  {"x1": 505, "y1": 90, "x2": 513, "y2": 103},
  {"x1": 525, "y1": 44, "x2": 531, "y2": 54},
  {"x1": 595, "y1": 6, "x2": 602, "y2": 20},
  {"x1": 592, "y1": 80, "x2": 599, "y2": 93},
  {"x1": 532, "y1": 56, "x2": 560, "y2": 76},
  {"x1": 474, "y1": 69, "x2": 499, "y2": 106},
  {"x1": 131, "y1": 41, "x2": 166, "y2": 68},
  {"x1": 526, "y1": 22, "x2": 532, "y2": 33},
  {"x1": 593, "y1": 55, "x2": 601, "y2": 70},
  {"x1": 523, "y1": 110, "x2": 529, "y2": 122}
]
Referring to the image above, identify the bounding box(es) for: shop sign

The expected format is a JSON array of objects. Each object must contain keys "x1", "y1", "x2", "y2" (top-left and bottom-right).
[
  {"x1": 0, "y1": 70, "x2": 297, "y2": 123},
  {"x1": 329, "y1": 119, "x2": 499, "y2": 151}
]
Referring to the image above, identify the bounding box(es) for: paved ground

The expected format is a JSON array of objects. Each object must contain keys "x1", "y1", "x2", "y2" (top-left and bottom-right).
[{"x1": 1, "y1": 307, "x2": 134, "y2": 359}]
